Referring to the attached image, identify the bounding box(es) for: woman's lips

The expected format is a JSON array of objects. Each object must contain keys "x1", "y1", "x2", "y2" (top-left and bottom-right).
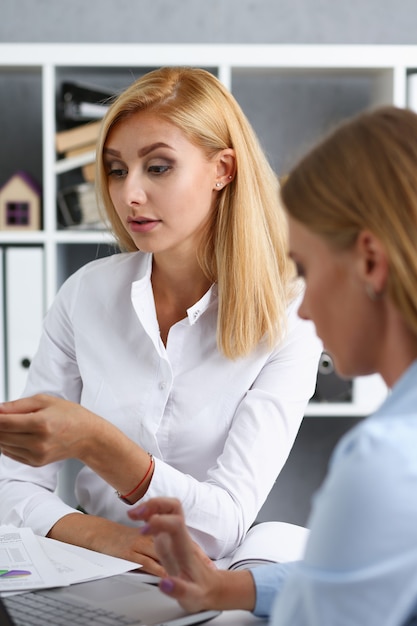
[{"x1": 127, "y1": 217, "x2": 161, "y2": 233}]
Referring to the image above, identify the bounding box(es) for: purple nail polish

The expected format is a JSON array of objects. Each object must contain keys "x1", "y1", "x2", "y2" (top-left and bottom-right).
[
  {"x1": 139, "y1": 522, "x2": 150, "y2": 534},
  {"x1": 160, "y1": 578, "x2": 175, "y2": 594}
]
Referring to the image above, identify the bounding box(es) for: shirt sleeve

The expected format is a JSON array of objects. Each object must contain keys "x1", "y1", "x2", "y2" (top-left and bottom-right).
[
  {"x1": 0, "y1": 270, "x2": 84, "y2": 534},
  {"x1": 251, "y1": 562, "x2": 297, "y2": 617},
  {"x1": 142, "y1": 307, "x2": 322, "y2": 558},
  {"x1": 269, "y1": 419, "x2": 417, "y2": 626}
]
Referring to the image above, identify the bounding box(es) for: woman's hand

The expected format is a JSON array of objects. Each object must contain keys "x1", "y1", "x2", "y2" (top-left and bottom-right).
[
  {"x1": 0, "y1": 394, "x2": 100, "y2": 466},
  {"x1": 128, "y1": 498, "x2": 256, "y2": 613},
  {"x1": 0, "y1": 394, "x2": 153, "y2": 504},
  {"x1": 47, "y1": 513, "x2": 168, "y2": 577}
]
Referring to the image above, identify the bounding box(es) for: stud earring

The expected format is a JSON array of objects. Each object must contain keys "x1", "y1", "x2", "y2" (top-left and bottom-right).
[
  {"x1": 365, "y1": 284, "x2": 380, "y2": 301},
  {"x1": 215, "y1": 182, "x2": 223, "y2": 188}
]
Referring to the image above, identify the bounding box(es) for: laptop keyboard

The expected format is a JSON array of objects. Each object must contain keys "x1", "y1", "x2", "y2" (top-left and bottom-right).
[{"x1": 3, "y1": 591, "x2": 137, "y2": 625}]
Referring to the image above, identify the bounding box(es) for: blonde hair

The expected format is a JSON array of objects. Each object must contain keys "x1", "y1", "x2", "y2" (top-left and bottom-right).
[
  {"x1": 281, "y1": 105, "x2": 417, "y2": 337},
  {"x1": 96, "y1": 66, "x2": 296, "y2": 359}
]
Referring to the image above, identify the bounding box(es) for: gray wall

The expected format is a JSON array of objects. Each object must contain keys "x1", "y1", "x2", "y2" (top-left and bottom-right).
[
  {"x1": 1, "y1": 0, "x2": 417, "y2": 44},
  {"x1": 1, "y1": 0, "x2": 410, "y2": 526}
]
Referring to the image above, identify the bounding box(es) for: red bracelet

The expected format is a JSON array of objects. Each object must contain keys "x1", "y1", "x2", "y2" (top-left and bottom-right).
[{"x1": 116, "y1": 453, "x2": 154, "y2": 505}]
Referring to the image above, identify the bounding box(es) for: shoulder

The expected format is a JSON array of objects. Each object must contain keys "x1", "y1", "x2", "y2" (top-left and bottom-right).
[
  {"x1": 305, "y1": 413, "x2": 417, "y2": 568},
  {"x1": 333, "y1": 412, "x2": 417, "y2": 475},
  {"x1": 47, "y1": 252, "x2": 151, "y2": 320},
  {"x1": 327, "y1": 413, "x2": 417, "y2": 506},
  {"x1": 77, "y1": 250, "x2": 149, "y2": 278},
  {"x1": 58, "y1": 251, "x2": 150, "y2": 294}
]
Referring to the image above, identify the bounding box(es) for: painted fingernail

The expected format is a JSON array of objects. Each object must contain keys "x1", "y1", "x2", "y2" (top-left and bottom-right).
[
  {"x1": 139, "y1": 523, "x2": 150, "y2": 534},
  {"x1": 128, "y1": 505, "x2": 146, "y2": 520},
  {"x1": 160, "y1": 578, "x2": 175, "y2": 594}
]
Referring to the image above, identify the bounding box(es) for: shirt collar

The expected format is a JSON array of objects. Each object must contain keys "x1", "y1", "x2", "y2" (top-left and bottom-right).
[
  {"x1": 373, "y1": 358, "x2": 417, "y2": 419},
  {"x1": 130, "y1": 254, "x2": 217, "y2": 325},
  {"x1": 186, "y1": 284, "x2": 217, "y2": 325}
]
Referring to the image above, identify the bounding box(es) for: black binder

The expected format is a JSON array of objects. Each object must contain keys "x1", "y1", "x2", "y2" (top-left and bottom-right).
[{"x1": 58, "y1": 81, "x2": 116, "y2": 123}]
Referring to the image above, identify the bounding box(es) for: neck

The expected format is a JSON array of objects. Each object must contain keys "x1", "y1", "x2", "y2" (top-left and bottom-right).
[
  {"x1": 151, "y1": 254, "x2": 212, "y2": 347},
  {"x1": 151, "y1": 255, "x2": 212, "y2": 309},
  {"x1": 378, "y1": 310, "x2": 417, "y2": 388}
]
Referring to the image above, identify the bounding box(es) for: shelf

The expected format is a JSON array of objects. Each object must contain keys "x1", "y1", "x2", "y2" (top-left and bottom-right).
[
  {"x1": 55, "y1": 151, "x2": 96, "y2": 174},
  {"x1": 0, "y1": 43, "x2": 411, "y2": 409},
  {"x1": 0, "y1": 42, "x2": 416, "y2": 67},
  {"x1": 0, "y1": 232, "x2": 46, "y2": 245},
  {"x1": 307, "y1": 373, "x2": 388, "y2": 417}
]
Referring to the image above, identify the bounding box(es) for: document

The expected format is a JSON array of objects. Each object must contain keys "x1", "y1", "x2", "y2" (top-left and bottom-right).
[
  {"x1": 37, "y1": 536, "x2": 140, "y2": 585},
  {"x1": 0, "y1": 526, "x2": 68, "y2": 594},
  {"x1": 0, "y1": 526, "x2": 140, "y2": 596},
  {"x1": 214, "y1": 521, "x2": 309, "y2": 571}
]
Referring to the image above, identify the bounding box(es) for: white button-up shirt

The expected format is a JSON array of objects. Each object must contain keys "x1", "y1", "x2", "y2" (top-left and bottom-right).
[{"x1": 0, "y1": 252, "x2": 321, "y2": 559}]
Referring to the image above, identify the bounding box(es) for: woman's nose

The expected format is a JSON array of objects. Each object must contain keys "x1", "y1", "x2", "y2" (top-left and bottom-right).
[
  {"x1": 297, "y1": 295, "x2": 310, "y2": 321},
  {"x1": 124, "y1": 173, "x2": 147, "y2": 206}
]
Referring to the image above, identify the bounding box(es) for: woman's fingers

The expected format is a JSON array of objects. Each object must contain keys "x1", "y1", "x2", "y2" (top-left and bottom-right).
[{"x1": 128, "y1": 497, "x2": 184, "y2": 522}]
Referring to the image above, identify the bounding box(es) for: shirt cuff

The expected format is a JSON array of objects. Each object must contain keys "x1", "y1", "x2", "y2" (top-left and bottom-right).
[{"x1": 251, "y1": 561, "x2": 297, "y2": 617}]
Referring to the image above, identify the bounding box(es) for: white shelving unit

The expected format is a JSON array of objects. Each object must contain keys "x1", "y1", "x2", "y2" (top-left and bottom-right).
[{"x1": 2, "y1": 43, "x2": 414, "y2": 412}]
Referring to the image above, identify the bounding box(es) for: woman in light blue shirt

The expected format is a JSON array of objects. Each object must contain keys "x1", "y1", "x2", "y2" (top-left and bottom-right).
[{"x1": 133, "y1": 105, "x2": 417, "y2": 625}]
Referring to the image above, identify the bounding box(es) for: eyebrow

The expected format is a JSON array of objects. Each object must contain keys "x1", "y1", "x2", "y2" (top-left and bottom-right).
[
  {"x1": 103, "y1": 142, "x2": 174, "y2": 158},
  {"x1": 138, "y1": 142, "x2": 173, "y2": 157}
]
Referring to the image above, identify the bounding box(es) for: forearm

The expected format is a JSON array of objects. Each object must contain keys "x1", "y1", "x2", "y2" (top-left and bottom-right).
[
  {"x1": 47, "y1": 512, "x2": 107, "y2": 551},
  {"x1": 77, "y1": 414, "x2": 153, "y2": 503},
  {"x1": 159, "y1": 567, "x2": 256, "y2": 614},
  {"x1": 46, "y1": 512, "x2": 165, "y2": 576},
  {"x1": 210, "y1": 569, "x2": 256, "y2": 611}
]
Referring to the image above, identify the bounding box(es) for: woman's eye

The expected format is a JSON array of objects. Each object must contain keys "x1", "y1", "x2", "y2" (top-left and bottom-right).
[
  {"x1": 148, "y1": 164, "x2": 171, "y2": 175},
  {"x1": 107, "y1": 168, "x2": 127, "y2": 178}
]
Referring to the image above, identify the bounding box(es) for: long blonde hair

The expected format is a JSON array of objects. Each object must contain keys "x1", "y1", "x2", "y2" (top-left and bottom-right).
[
  {"x1": 281, "y1": 105, "x2": 417, "y2": 337},
  {"x1": 96, "y1": 66, "x2": 296, "y2": 358}
]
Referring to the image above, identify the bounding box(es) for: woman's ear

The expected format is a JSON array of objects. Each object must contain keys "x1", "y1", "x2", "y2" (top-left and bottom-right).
[
  {"x1": 215, "y1": 148, "x2": 236, "y2": 186},
  {"x1": 356, "y1": 230, "x2": 389, "y2": 296}
]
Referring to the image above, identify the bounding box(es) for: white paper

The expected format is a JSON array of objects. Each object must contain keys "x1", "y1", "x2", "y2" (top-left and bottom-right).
[
  {"x1": 37, "y1": 536, "x2": 141, "y2": 585},
  {"x1": 215, "y1": 521, "x2": 309, "y2": 571},
  {"x1": 0, "y1": 526, "x2": 68, "y2": 594}
]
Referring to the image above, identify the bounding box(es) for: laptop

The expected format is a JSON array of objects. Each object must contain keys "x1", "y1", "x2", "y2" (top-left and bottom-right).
[{"x1": 0, "y1": 573, "x2": 221, "y2": 626}]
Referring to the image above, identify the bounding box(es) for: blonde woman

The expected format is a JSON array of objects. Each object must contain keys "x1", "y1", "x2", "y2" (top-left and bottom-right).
[
  {"x1": 0, "y1": 67, "x2": 320, "y2": 575},
  {"x1": 134, "y1": 106, "x2": 417, "y2": 625}
]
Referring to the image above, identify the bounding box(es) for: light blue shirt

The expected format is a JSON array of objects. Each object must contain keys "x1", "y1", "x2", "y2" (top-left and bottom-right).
[{"x1": 252, "y1": 360, "x2": 417, "y2": 625}]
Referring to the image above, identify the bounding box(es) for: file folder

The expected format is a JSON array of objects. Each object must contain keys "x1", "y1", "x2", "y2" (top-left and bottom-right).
[
  {"x1": 59, "y1": 80, "x2": 115, "y2": 122},
  {"x1": 0, "y1": 248, "x2": 5, "y2": 402},
  {"x1": 4, "y1": 246, "x2": 45, "y2": 400}
]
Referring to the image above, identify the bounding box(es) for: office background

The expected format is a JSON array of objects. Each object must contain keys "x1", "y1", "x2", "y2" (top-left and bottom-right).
[
  {"x1": 1, "y1": 0, "x2": 414, "y2": 525},
  {"x1": 1, "y1": 0, "x2": 416, "y2": 45}
]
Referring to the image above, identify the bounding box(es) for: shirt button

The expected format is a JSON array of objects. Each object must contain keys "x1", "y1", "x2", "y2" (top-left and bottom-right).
[
  {"x1": 193, "y1": 310, "x2": 200, "y2": 319},
  {"x1": 159, "y1": 381, "x2": 167, "y2": 390}
]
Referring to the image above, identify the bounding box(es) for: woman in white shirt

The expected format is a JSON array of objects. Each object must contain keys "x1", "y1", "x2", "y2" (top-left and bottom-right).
[{"x1": 0, "y1": 67, "x2": 320, "y2": 575}]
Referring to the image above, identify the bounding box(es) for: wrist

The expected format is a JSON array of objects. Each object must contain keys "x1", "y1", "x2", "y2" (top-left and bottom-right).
[
  {"x1": 212, "y1": 570, "x2": 256, "y2": 611},
  {"x1": 116, "y1": 453, "x2": 154, "y2": 504},
  {"x1": 73, "y1": 408, "x2": 107, "y2": 462}
]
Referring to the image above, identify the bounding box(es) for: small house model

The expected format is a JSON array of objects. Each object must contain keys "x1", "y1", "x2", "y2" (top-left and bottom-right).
[{"x1": 0, "y1": 171, "x2": 42, "y2": 231}]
